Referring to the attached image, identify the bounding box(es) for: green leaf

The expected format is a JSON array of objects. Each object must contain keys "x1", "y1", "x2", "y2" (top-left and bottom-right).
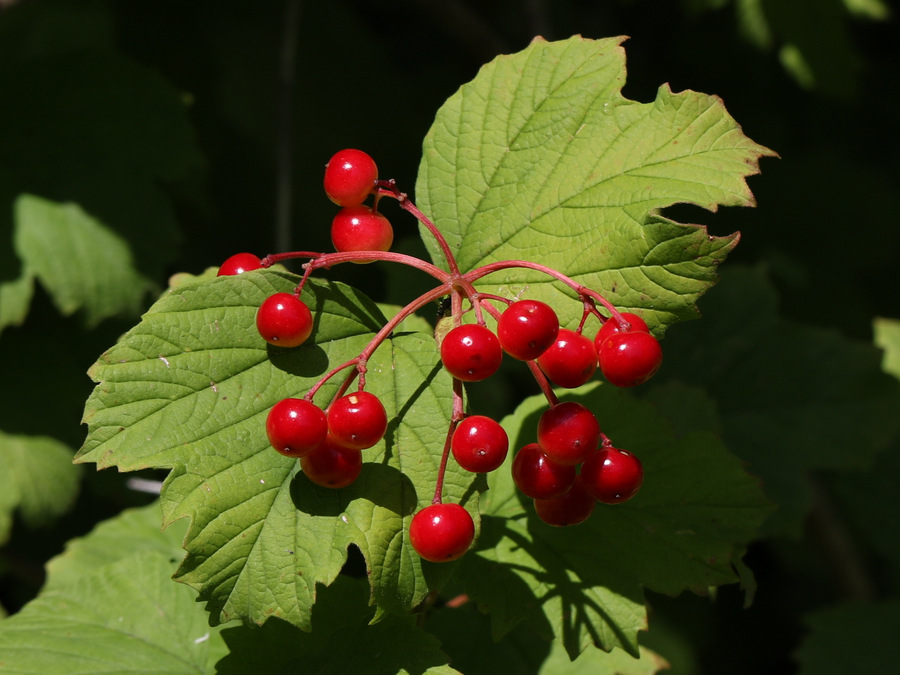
[
  {"x1": 0, "y1": 430, "x2": 80, "y2": 544},
  {"x1": 43, "y1": 503, "x2": 188, "y2": 592},
  {"x1": 216, "y1": 576, "x2": 457, "y2": 674},
  {"x1": 464, "y1": 383, "x2": 772, "y2": 658},
  {"x1": 0, "y1": 550, "x2": 228, "y2": 674},
  {"x1": 794, "y1": 600, "x2": 900, "y2": 675},
  {"x1": 77, "y1": 269, "x2": 483, "y2": 629},
  {"x1": 427, "y1": 598, "x2": 668, "y2": 674},
  {"x1": 12, "y1": 195, "x2": 154, "y2": 326},
  {"x1": 416, "y1": 36, "x2": 773, "y2": 331},
  {"x1": 657, "y1": 265, "x2": 900, "y2": 536}
]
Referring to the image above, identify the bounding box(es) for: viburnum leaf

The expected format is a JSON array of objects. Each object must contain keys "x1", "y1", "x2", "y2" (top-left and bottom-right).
[
  {"x1": 464, "y1": 382, "x2": 773, "y2": 658},
  {"x1": 76, "y1": 269, "x2": 483, "y2": 629},
  {"x1": 43, "y1": 503, "x2": 188, "y2": 592},
  {"x1": 426, "y1": 597, "x2": 668, "y2": 674},
  {"x1": 657, "y1": 265, "x2": 900, "y2": 536},
  {"x1": 0, "y1": 430, "x2": 80, "y2": 544},
  {"x1": 215, "y1": 576, "x2": 458, "y2": 674},
  {"x1": 0, "y1": 550, "x2": 229, "y2": 674},
  {"x1": 416, "y1": 35, "x2": 774, "y2": 331},
  {"x1": 874, "y1": 317, "x2": 900, "y2": 380}
]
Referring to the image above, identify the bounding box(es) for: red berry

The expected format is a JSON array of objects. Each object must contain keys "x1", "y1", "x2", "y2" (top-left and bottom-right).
[
  {"x1": 534, "y1": 476, "x2": 596, "y2": 526},
  {"x1": 496, "y1": 299, "x2": 560, "y2": 361},
  {"x1": 300, "y1": 434, "x2": 363, "y2": 488},
  {"x1": 580, "y1": 447, "x2": 643, "y2": 504},
  {"x1": 323, "y1": 149, "x2": 378, "y2": 206},
  {"x1": 266, "y1": 398, "x2": 327, "y2": 457},
  {"x1": 593, "y1": 312, "x2": 650, "y2": 352},
  {"x1": 440, "y1": 324, "x2": 503, "y2": 382},
  {"x1": 536, "y1": 401, "x2": 601, "y2": 466},
  {"x1": 331, "y1": 205, "x2": 394, "y2": 258},
  {"x1": 536, "y1": 328, "x2": 597, "y2": 388},
  {"x1": 451, "y1": 415, "x2": 509, "y2": 473},
  {"x1": 597, "y1": 330, "x2": 662, "y2": 387},
  {"x1": 409, "y1": 503, "x2": 475, "y2": 563},
  {"x1": 256, "y1": 293, "x2": 314, "y2": 348},
  {"x1": 327, "y1": 391, "x2": 388, "y2": 450},
  {"x1": 218, "y1": 252, "x2": 262, "y2": 276},
  {"x1": 511, "y1": 443, "x2": 576, "y2": 500}
]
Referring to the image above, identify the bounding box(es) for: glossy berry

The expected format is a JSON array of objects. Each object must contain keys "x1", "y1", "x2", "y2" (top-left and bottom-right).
[
  {"x1": 536, "y1": 328, "x2": 597, "y2": 388},
  {"x1": 593, "y1": 312, "x2": 650, "y2": 352},
  {"x1": 256, "y1": 293, "x2": 314, "y2": 348},
  {"x1": 451, "y1": 415, "x2": 509, "y2": 473},
  {"x1": 496, "y1": 299, "x2": 559, "y2": 361},
  {"x1": 597, "y1": 330, "x2": 663, "y2": 387},
  {"x1": 511, "y1": 443, "x2": 576, "y2": 500},
  {"x1": 266, "y1": 398, "x2": 328, "y2": 457},
  {"x1": 331, "y1": 205, "x2": 394, "y2": 258},
  {"x1": 218, "y1": 252, "x2": 262, "y2": 276},
  {"x1": 536, "y1": 401, "x2": 601, "y2": 466},
  {"x1": 580, "y1": 447, "x2": 643, "y2": 504},
  {"x1": 323, "y1": 149, "x2": 378, "y2": 207},
  {"x1": 440, "y1": 324, "x2": 503, "y2": 382},
  {"x1": 409, "y1": 503, "x2": 475, "y2": 563},
  {"x1": 534, "y1": 476, "x2": 596, "y2": 527},
  {"x1": 327, "y1": 391, "x2": 388, "y2": 450},
  {"x1": 300, "y1": 434, "x2": 363, "y2": 488}
]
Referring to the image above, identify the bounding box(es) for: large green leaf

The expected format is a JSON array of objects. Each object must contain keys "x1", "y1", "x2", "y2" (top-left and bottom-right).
[
  {"x1": 462, "y1": 383, "x2": 772, "y2": 659},
  {"x1": 0, "y1": 552, "x2": 228, "y2": 674},
  {"x1": 416, "y1": 36, "x2": 773, "y2": 331},
  {"x1": 76, "y1": 269, "x2": 483, "y2": 629},
  {"x1": 0, "y1": 431, "x2": 80, "y2": 545}
]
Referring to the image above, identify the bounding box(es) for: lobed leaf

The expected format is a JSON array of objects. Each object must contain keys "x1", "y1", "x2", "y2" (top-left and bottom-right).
[
  {"x1": 464, "y1": 383, "x2": 773, "y2": 658},
  {"x1": 77, "y1": 269, "x2": 483, "y2": 629},
  {"x1": 417, "y1": 35, "x2": 774, "y2": 332},
  {"x1": 0, "y1": 550, "x2": 229, "y2": 674}
]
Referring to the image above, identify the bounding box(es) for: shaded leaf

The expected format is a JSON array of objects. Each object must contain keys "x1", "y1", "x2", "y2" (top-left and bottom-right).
[
  {"x1": 465, "y1": 383, "x2": 772, "y2": 658},
  {"x1": 216, "y1": 576, "x2": 457, "y2": 675},
  {"x1": 657, "y1": 265, "x2": 900, "y2": 536},
  {"x1": 416, "y1": 35, "x2": 773, "y2": 331},
  {"x1": 427, "y1": 598, "x2": 668, "y2": 674},
  {"x1": 794, "y1": 600, "x2": 900, "y2": 675}
]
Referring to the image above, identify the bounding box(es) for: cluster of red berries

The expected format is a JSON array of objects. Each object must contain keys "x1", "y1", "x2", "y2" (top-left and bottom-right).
[{"x1": 216, "y1": 148, "x2": 662, "y2": 563}]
